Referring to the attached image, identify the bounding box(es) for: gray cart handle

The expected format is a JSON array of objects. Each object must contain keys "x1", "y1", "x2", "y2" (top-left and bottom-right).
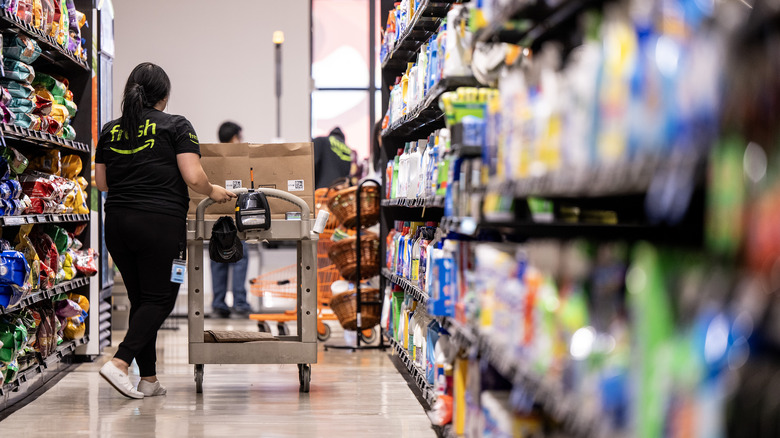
[{"x1": 196, "y1": 188, "x2": 311, "y2": 238}]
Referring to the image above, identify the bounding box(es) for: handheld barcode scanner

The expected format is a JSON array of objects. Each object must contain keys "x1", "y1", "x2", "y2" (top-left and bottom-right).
[{"x1": 235, "y1": 167, "x2": 272, "y2": 232}]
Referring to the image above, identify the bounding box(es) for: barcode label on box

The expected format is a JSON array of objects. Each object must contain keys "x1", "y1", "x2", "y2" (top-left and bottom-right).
[
  {"x1": 288, "y1": 180, "x2": 304, "y2": 191},
  {"x1": 225, "y1": 180, "x2": 242, "y2": 189}
]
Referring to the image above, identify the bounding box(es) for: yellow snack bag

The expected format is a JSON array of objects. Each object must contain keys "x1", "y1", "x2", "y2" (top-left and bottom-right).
[{"x1": 61, "y1": 155, "x2": 82, "y2": 179}]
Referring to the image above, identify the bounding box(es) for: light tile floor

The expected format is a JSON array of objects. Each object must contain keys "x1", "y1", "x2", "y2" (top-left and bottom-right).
[{"x1": 0, "y1": 319, "x2": 436, "y2": 438}]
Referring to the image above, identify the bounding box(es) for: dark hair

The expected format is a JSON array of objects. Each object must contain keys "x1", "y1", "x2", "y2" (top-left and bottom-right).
[
  {"x1": 120, "y1": 62, "x2": 171, "y2": 148},
  {"x1": 371, "y1": 120, "x2": 382, "y2": 172},
  {"x1": 218, "y1": 121, "x2": 243, "y2": 143}
]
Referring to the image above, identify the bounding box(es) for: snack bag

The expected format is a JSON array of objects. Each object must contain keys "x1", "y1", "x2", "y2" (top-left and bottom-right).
[
  {"x1": 0, "y1": 250, "x2": 30, "y2": 288},
  {"x1": 2, "y1": 34, "x2": 41, "y2": 64},
  {"x1": 60, "y1": 154, "x2": 81, "y2": 179},
  {"x1": 67, "y1": 292, "x2": 88, "y2": 312},
  {"x1": 60, "y1": 123, "x2": 75, "y2": 140},
  {"x1": 49, "y1": 103, "x2": 69, "y2": 124},
  {"x1": 0, "y1": 80, "x2": 34, "y2": 99},
  {"x1": 32, "y1": 73, "x2": 66, "y2": 100},
  {"x1": 7, "y1": 97, "x2": 34, "y2": 113},
  {"x1": 33, "y1": 94, "x2": 52, "y2": 116},
  {"x1": 43, "y1": 116, "x2": 61, "y2": 135},
  {"x1": 2, "y1": 60, "x2": 35, "y2": 83},
  {"x1": 72, "y1": 248, "x2": 96, "y2": 276},
  {"x1": 28, "y1": 149, "x2": 61, "y2": 176},
  {"x1": 3, "y1": 148, "x2": 28, "y2": 175},
  {"x1": 60, "y1": 251, "x2": 73, "y2": 280},
  {"x1": 16, "y1": 0, "x2": 31, "y2": 23}
]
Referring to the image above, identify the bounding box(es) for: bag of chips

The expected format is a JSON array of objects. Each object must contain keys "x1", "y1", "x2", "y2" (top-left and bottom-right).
[
  {"x1": 1, "y1": 80, "x2": 34, "y2": 99},
  {"x1": 60, "y1": 123, "x2": 75, "y2": 140},
  {"x1": 16, "y1": 0, "x2": 31, "y2": 23},
  {"x1": 33, "y1": 94, "x2": 52, "y2": 116},
  {"x1": 20, "y1": 173, "x2": 56, "y2": 198},
  {"x1": 29, "y1": 150, "x2": 61, "y2": 176},
  {"x1": 31, "y1": 230, "x2": 57, "y2": 275},
  {"x1": 62, "y1": 97, "x2": 76, "y2": 117},
  {"x1": 7, "y1": 97, "x2": 34, "y2": 114},
  {"x1": 0, "y1": 87, "x2": 11, "y2": 106},
  {"x1": 60, "y1": 251, "x2": 73, "y2": 280},
  {"x1": 3, "y1": 34, "x2": 41, "y2": 64},
  {"x1": 60, "y1": 154, "x2": 81, "y2": 179},
  {"x1": 32, "y1": 73, "x2": 66, "y2": 99},
  {"x1": 72, "y1": 248, "x2": 96, "y2": 276},
  {"x1": 44, "y1": 116, "x2": 61, "y2": 135},
  {"x1": 0, "y1": 104, "x2": 14, "y2": 125},
  {"x1": 49, "y1": 103, "x2": 69, "y2": 124},
  {"x1": 3, "y1": 60, "x2": 35, "y2": 83},
  {"x1": 3, "y1": 0, "x2": 18, "y2": 14},
  {"x1": 0, "y1": 250, "x2": 30, "y2": 288},
  {"x1": 45, "y1": 225, "x2": 68, "y2": 253},
  {"x1": 12, "y1": 112, "x2": 31, "y2": 129},
  {"x1": 3, "y1": 148, "x2": 29, "y2": 175}
]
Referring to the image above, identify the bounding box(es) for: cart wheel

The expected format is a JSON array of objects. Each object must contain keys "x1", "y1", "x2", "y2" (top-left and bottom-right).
[
  {"x1": 298, "y1": 364, "x2": 311, "y2": 393},
  {"x1": 257, "y1": 321, "x2": 271, "y2": 333},
  {"x1": 317, "y1": 323, "x2": 331, "y2": 342},
  {"x1": 194, "y1": 364, "x2": 204, "y2": 394},
  {"x1": 359, "y1": 327, "x2": 377, "y2": 344},
  {"x1": 277, "y1": 322, "x2": 290, "y2": 336}
]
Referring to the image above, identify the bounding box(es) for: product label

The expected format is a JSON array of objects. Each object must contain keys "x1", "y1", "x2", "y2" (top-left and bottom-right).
[
  {"x1": 288, "y1": 180, "x2": 305, "y2": 191},
  {"x1": 225, "y1": 180, "x2": 242, "y2": 190},
  {"x1": 411, "y1": 259, "x2": 420, "y2": 282}
]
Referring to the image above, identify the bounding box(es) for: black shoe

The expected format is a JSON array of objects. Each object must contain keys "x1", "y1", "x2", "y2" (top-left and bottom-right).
[
  {"x1": 211, "y1": 309, "x2": 231, "y2": 319},
  {"x1": 231, "y1": 307, "x2": 254, "y2": 318}
]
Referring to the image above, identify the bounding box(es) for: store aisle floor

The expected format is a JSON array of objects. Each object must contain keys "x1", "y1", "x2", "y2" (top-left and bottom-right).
[{"x1": 0, "y1": 320, "x2": 436, "y2": 438}]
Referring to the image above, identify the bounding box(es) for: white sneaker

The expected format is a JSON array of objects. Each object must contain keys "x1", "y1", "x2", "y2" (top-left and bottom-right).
[
  {"x1": 137, "y1": 380, "x2": 167, "y2": 396},
  {"x1": 99, "y1": 361, "x2": 144, "y2": 399}
]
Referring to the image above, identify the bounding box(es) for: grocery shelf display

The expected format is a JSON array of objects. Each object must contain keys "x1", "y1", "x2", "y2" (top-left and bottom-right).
[
  {"x1": 0, "y1": 0, "x2": 109, "y2": 414},
  {"x1": 379, "y1": 0, "x2": 780, "y2": 437}
]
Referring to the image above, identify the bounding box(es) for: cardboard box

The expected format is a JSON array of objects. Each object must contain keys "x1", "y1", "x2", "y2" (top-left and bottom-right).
[{"x1": 187, "y1": 142, "x2": 314, "y2": 220}]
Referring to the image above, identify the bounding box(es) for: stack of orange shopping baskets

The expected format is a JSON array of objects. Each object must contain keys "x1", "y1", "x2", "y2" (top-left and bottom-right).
[{"x1": 248, "y1": 187, "x2": 343, "y2": 341}]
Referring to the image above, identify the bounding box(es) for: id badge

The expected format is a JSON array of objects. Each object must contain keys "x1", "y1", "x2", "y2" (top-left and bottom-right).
[{"x1": 170, "y1": 259, "x2": 186, "y2": 284}]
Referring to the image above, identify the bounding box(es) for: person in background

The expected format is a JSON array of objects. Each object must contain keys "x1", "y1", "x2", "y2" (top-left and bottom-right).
[
  {"x1": 95, "y1": 63, "x2": 236, "y2": 399},
  {"x1": 210, "y1": 121, "x2": 253, "y2": 318},
  {"x1": 369, "y1": 120, "x2": 383, "y2": 180},
  {"x1": 313, "y1": 126, "x2": 351, "y2": 189},
  {"x1": 218, "y1": 121, "x2": 243, "y2": 144}
]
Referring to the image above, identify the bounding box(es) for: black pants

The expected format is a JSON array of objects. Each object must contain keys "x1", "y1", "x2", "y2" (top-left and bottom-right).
[{"x1": 105, "y1": 207, "x2": 186, "y2": 377}]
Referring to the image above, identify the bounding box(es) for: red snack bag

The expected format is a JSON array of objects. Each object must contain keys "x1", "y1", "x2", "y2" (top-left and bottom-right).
[
  {"x1": 30, "y1": 230, "x2": 58, "y2": 276},
  {"x1": 20, "y1": 174, "x2": 55, "y2": 198},
  {"x1": 72, "y1": 248, "x2": 97, "y2": 277}
]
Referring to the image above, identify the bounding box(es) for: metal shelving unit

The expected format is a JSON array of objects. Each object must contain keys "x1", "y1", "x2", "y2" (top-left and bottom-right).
[
  {"x1": 387, "y1": 334, "x2": 438, "y2": 407},
  {"x1": 382, "y1": 268, "x2": 429, "y2": 304},
  {"x1": 0, "y1": 0, "x2": 108, "y2": 415},
  {"x1": 0, "y1": 336, "x2": 89, "y2": 401}
]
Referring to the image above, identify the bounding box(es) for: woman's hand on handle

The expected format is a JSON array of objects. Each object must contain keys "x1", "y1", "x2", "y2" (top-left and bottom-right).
[
  {"x1": 209, "y1": 184, "x2": 236, "y2": 204},
  {"x1": 177, "y1": 152, "x2": 236, "y2": 203}
]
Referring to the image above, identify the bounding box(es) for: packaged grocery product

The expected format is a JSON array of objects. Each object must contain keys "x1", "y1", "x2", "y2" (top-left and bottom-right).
[
  {"x1": 71, "y1": 248, "x2": 96, "y2": 276},
  {"x1": 0, "y1": 250, "x2": 30, "y2": 288},
  {"x1": 32, "y1": 73, "x2": 66, "y2": 99},
  {"x1": 1, "y1": 80, "x2": 34, "y2": 99},
  {"x1": 60, "y1": 154, "x2": 81, "y2": 179},
  {"x1": 7, "y1": 97, "x2": 34, "y2": 113},
  {"x1": 33, "y1": 94, "x2": 52, "y2": 116},
  {"x1": 27, "y1": 149, "x2": 61, "y2": 176},
  {"x1": 12, "y1": 112, "x2": 34, "y2": 129},
  {"x1": 16, "y1": 0, "x2": 31, "y2": 23},
  {"x1": 2, "y1": 60, "x2": 35, "y2": 83},
  {"x1": 49, "y1": 103, "x2": 69, "y2": 124},
  {"x1": 2, "y1": 34, "x2": 41, "y2": 64},
  {"x1": 3, "y1": 147, "x2": 29, "y2": 175}
]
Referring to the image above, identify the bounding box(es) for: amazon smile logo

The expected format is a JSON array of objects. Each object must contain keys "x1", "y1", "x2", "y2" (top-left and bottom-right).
[{"x1": 110, "y1": 139, "x2": 155, "y2": 154}]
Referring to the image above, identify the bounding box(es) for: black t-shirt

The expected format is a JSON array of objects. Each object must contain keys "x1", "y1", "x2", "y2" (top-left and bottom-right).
[
  {"x1": 313, "y1": 133, "x2": 351, "y2": 189},
  {"x1": 95, "y1": 108, "x2": 200, "y2": 218}
]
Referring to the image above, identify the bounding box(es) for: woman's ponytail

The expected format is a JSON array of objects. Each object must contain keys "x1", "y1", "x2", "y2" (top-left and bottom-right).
[{"x1": 118, "y1": 63, "x2": 172, "y2": 148}]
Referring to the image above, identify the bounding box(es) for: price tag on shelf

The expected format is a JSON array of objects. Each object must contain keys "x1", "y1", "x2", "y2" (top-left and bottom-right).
[{"x1": 4, "y1": 216, "x2": 26, "y2": 226}]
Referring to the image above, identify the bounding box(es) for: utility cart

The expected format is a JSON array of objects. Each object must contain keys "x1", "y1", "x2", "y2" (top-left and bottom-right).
[{"x1": 187, "y1": 188, "x2": 318, "y2": 393}]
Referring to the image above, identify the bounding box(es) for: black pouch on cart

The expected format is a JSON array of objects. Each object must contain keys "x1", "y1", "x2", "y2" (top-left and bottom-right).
[{"x1": 209, "y1": 216, "x2": 243, "y2": 263}]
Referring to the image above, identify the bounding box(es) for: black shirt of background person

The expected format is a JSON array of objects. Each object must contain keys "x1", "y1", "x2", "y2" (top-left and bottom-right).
[
  {"x1": 313, "y1": 127, "x2": 351, "y2": 189},
  {"x1": 95, "y1": 107, "x2": 201, "y2": 219}
]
